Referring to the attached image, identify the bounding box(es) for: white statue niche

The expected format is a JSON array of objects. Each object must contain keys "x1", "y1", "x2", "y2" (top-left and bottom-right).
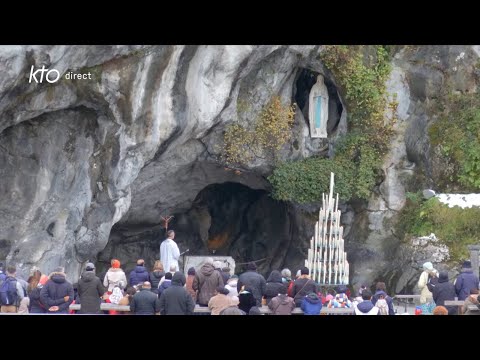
[{"x1": 308, "y1": 74, "x2": 329, "y2": 138}]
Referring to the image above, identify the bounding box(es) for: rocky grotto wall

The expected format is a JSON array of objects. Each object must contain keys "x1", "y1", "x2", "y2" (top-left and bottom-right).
[
  {"x1": 0, "y1": 45, "x2": 479, "y2": 291},
  {"x1": 0, "y1": 45, "x2": 332, "y2": 280},
  {"x1": 97, "y1": 181, "x2": 311, "y2": 277},
  {"x1": 349, "y1": 46, "x2": 480, "y2": 293}
]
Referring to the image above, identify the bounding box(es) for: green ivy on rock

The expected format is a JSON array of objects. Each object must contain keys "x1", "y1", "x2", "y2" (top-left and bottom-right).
[
  {"x1": 429, "y1": 92, "x2": 480, "y2": 191},
  {"x1": 397, "y1": 195, "x2": 480, "y2": 263}
]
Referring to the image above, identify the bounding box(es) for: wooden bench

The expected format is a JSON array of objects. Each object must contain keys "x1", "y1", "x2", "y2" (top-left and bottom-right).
[
  {"x1": 69, "y1": 303, "x2": 130, "y2": 312},
  {"x1": 68, "y1": 303, "x2": 354, "y2": 315},
  {"x1": 393, "y1": 296, "x2": 469, "y2": 315},
  {"x1": 257, "y1": 305, "x2": 302, "y2": 315},
  {"x1": 444, "y1": 300, "x2": 466, "y2": 315},
  {"x1": 437, "y1": 300, "x2": 480, "y2": 315},
  {"x1": 69, "y1": 303, "x2": 213, "y2": 313},
  {"x1": 188, "y1": 305, "x2": 353, "y2": 315},
  {"x1": 319, "y1": 307, "x2": 354, "y2": 315},
  {"x1": 437, "y1": 303, "x2": 480, "y2": 315}
]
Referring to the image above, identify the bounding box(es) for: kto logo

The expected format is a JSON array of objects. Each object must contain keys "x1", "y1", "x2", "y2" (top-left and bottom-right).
[{"x1": 28, "y1": 65, "x2": 60, "y2": 84}]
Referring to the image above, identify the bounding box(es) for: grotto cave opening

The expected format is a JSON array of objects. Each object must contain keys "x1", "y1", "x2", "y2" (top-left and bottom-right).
[{"x1": 96, "y1": 182, "x2": 308, "y2": 279}]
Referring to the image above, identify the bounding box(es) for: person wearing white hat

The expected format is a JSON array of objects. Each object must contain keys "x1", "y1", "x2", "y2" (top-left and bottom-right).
[{"x1": 417, "y1": 261, "x2": 438, "y2": 315}]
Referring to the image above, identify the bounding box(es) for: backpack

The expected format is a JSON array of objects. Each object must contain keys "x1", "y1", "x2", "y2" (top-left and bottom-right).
[
  {"x1": 375, "y1": 296, "x2": 389, "y2": 315},
  {"x1": 0, "y1": 277, "x2": 19, "y2": 306},
  {"x1": 287, "y1": 281, "x2": 294, "y2": 297},
  {"x1": 427, "y1": 274, "x2": 438, "y2": 292}
]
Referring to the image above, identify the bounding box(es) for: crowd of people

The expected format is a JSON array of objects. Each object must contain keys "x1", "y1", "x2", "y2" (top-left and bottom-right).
[
  {"x1": 1, "y1": 254, "x2": 479, "y2": 315},
  {"x1": 416, "y1": 260, "x2": 480, "y2": 315},
  {"x1": 0, "y1": 258, "x2": 348, "y2": 315}
]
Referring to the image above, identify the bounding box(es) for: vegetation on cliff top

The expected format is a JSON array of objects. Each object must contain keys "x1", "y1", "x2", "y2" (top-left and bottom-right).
[
  {"x1": 397, "y1": 193, "x2": 480, "y2": 263},
  {"x1": 429, "y1": 92, "x2": 480, "y2": 192}
]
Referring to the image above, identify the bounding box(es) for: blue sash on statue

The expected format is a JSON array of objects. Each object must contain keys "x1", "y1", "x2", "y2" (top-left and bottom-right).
[{"x1": 314, "y1": 96, "x2": 323, "y2": 129}]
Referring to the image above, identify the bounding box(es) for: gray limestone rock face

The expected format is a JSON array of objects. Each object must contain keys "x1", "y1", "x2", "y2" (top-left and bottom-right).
[
  {"x1": 348, "y1": 45, "x2": 480, "y2": 294},
  {"x1": 0, "y1": 45, "x2": 328, "y2": 281},
  {"x1": 0, "y1": 45, "x2": 479, "y2": 292},
  {"x1": 386, "y1": 233, "x2": 454, "y2": 295}
]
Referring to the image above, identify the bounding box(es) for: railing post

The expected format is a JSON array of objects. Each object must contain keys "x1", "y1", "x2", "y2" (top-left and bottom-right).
[{"x1": 468, "y1": 245, "x2": 480, "y2": 279}]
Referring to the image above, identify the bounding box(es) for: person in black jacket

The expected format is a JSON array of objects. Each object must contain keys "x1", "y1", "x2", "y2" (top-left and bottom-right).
[
  {"x1": 237, "y1": 262, "x2": 266, "y2": 306},
  {"x1": 221, "y1": 267, "x2": 231, "y2": 285},
  {"x1": 292, "y1": 267, "x2": 318, "y2": 307},
  {"x1": 159, "y1": 271, "x2": 195, "y2": 315},
  {"x1": 432, "y1": 271, "x2": 457, "y2": 315},
  {"x1": 238, "y1": 287, "x2": 256, "y2": 314},
  {"x1": 264, "y1": 270, "x2": 284, "y2": 305},
  {"x1": 40, "y1": 267, "x2": 74, "y2": 314},
  {"x1": 158, "y1": 272, "x2": 173, "y2": 297},
  {"x1": 129, "y1": 259, "x2": 150, "y2": 287},
  {"x1": 76, "y1": 262, "x2": 106, "y2": 314},
  {"x1": 130, "y1": 282, "x2": 160, "y2": 315},
  {"x1": 149, "y1": 260, "x2": 165, "y2": 294},
  {"x1": 27, "y1": 270, "x2": 46, "y2": 313},
  {"x1": 455, "y1": 260, "x2": 480, "y2": 301}
]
